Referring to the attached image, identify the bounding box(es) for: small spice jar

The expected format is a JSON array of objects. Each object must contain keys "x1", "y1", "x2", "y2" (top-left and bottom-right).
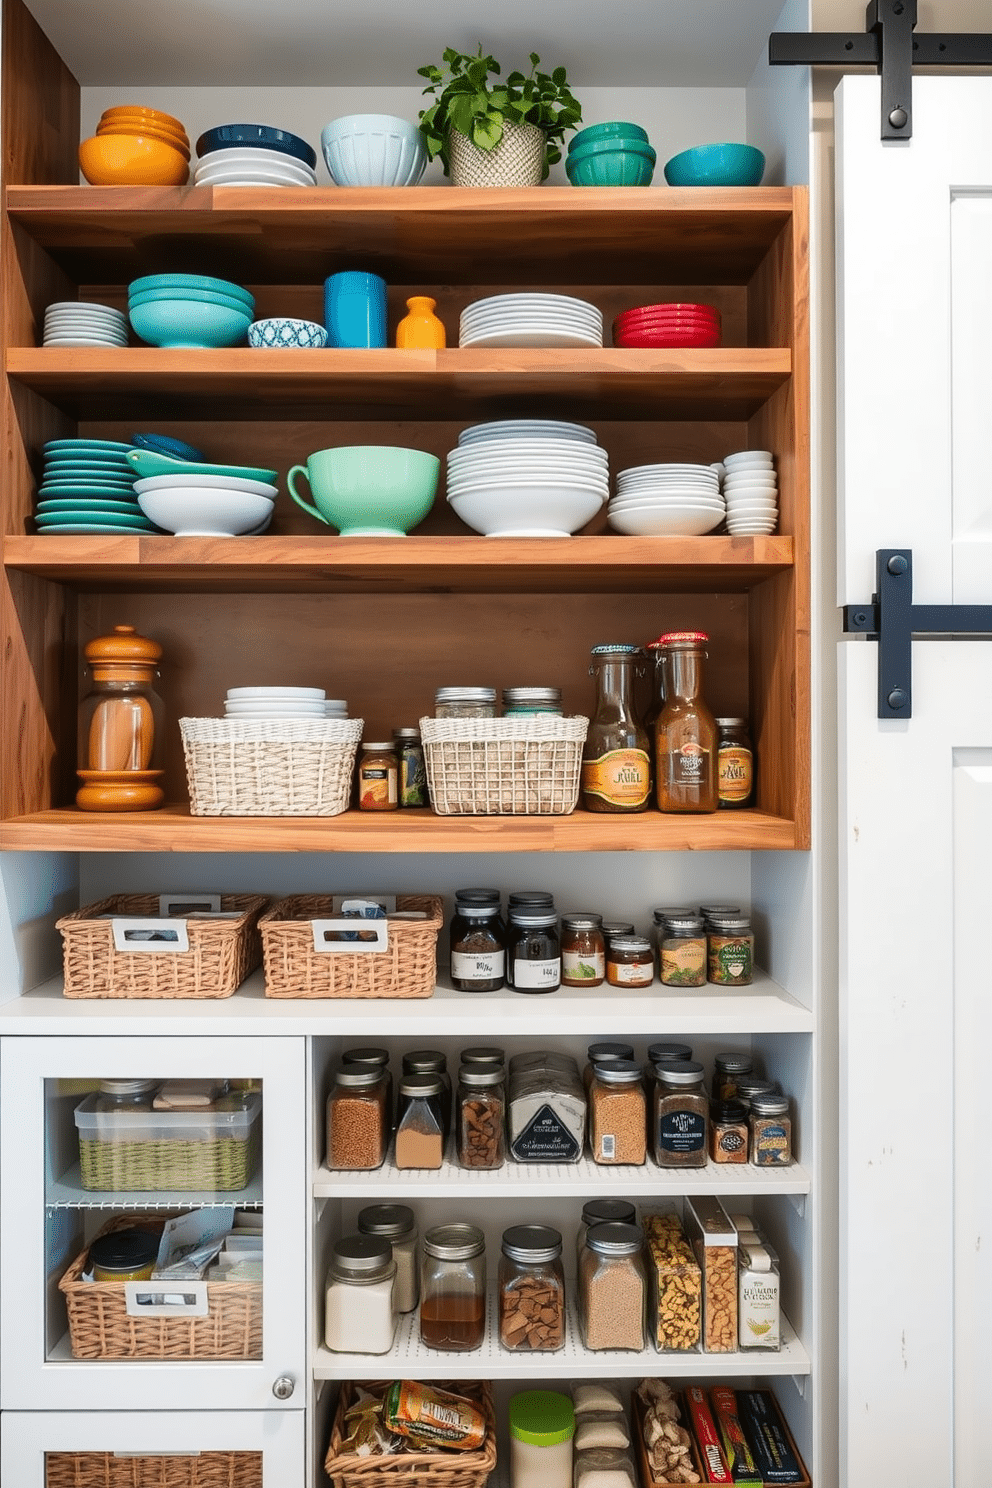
[
  {"x1": 88, "y1": 1228, "x2": 158, "y2": 1282},
  {"x1": 735, "y1": 1076, "x2": 779, "y2": 1111},
  {"x1": 357, "y1": 1203, "x2": 419, "y2": 1312},
  {"x1": 393, "y1": 727, "x2": 428, "y2": 807},
  {"x1": 502, "y1": 686, "x2": 563, "y2": 716},
  {"x1": 357, "y1": 741, "x2": 399, "y2": 810},
  {"x1": 420, "y1": 1222, "x2": 486, "y2": 1351},
  {"x1": 450, "y1": 893, "x2": 506, "y2": 992},
  {"x1": 456, "y1": 1062, "x2": 506, "y2": 1170},
  {"x1": 712, "y1": 1052, "x2": 754, "y2": 1103},
  {"x1": 589, "y1": 1058, "x2": 646, "y2": 1165},
  {"x1": 578, "y1": 1222, "x2": 647, "y2": 1351},
  {"x1": 716, "y1": 717, "x2": 755, "y2": 808},
  {"x1": 652, "y1": 1060, "x2": 709, "y2": 1168},
  {"x1": 508, "y1": 905, "x2": 561, "y2": 993},
  {"x1": 402, "y1": 1049, "x2": 451, "y2": 1136},
  {"x1": 435, "y1": 686, "x2": 496, "y2": 718},
  {"x1": 325, "y1": 1064, "x2": 389, "y2": 1171},
  {"x1": 659, "y1": 913, "x2": 708, "y2": 987},
  {"x1": 707, "y1": 914, "x2": 755, "y2": 985},
  {"x1": 606, "y1": 935, "x2": 654, "y2": 988},
  {"x1": 561, "y1": 912, "x2": 606, "y2": 987},
  {"x1": 395, "y1": 1073, "x2": 446, "y2": 1169},
  {"x1": 749, "y1": 1092, "x2": 793, "y2": 1166},
  {"x1": 509, "y1": 1390, "x2": 575, "y2": 1488},
  {"x1": 324, "y1": 1234, "x2": 397, "y2": 1354},
  {"x1": 710, "y1": 1099, "x2": 750, "y2": 1163},
  {"x1": 498, "y1": 1225, "x2": 565, "y2": 1351}
]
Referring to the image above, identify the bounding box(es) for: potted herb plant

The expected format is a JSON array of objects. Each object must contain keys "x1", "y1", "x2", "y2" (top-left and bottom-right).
[{"x1": 417, "y1": 47, "x2": 582, "y2": 187}]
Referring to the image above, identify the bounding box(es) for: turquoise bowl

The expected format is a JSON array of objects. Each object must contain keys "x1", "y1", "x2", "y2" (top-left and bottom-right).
[
  {"x1": 567, "y1": 149, "x2": 655, "y2": 188},
  {"x1": 287, "y1": 445, "x2": 440, "y2": 537},
  {"x1": 128, "y1": 285, "x2": 255, "y2": 314},
  {"x1": 566, "y1": 135, "x2": 656, "y2": 164},
  {"x1": 128, "y1": 273, "x2": 254, "y2": 309},
  {"x1": 568, "y1": 121, "x2": 650, "y2": 153},
  {"x1": 129, "y1": 298, "x2": 251, "y2": 349},
  {"x1": 663, "y1": 142, "x2": 765, "y2": 187}
]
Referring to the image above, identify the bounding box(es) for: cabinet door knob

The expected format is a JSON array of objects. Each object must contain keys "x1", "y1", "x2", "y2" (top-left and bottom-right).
[{"x1": 272, "y1": 1375, "x2": 296, "y2": 1400}]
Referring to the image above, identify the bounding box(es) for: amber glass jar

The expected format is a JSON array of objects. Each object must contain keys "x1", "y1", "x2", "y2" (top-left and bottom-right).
[
  {"x1": 77, "y1": 624, "x2": 165, "y2": 811},
  {"x1": 561, "y1": 913, "x2": 606, "y2": 987},
  {"x1": 606, "y1": 935, "x2": 654, "y2": 988},
  {"x1": 581, "y1": 644, "x2": 651, "y2": 813},
  {"x1": 653, "y1": 631, "x2": 718, "y2": 813},
  {"x1": 716, "y1": 717, "x2": 755, "y2": 808}
]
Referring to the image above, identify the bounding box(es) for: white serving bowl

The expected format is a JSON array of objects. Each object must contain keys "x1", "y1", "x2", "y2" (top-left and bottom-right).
[
  {"x1": 136, "y1": 487, "x2": 275, "y2": 536},
  {"x1": 607, "y1": 506, "x2": 725, "y2": 536},
  {"x1": 321, "y1": 113, "x2": 427, "y2": 187},
  {"x1": 135, "y1": 474, "x2": 277, "y2": 498},
  {"x1": 448, "y1": 484, "x2": 605, "y2": 536},
  {"x1": 723, "y1": 450, "x2": 774, "y2": 469}
]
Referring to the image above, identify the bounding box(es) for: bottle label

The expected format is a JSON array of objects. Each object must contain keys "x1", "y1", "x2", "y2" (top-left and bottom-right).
[
  {"x1": 582, "y1": 749, "x2": 651, "y2": 807},
  {"x1": 511, "y1": 1102, "x2": 581, "y2": 1162},
  {"x1": 752, "y1": 1122, "x2": 790, "y2": 1164},
  {"x1": 451, "y1": 949, "x2": 505, "y2": 980},
  {"x1": 661, "y1": 940, "x2": 707, "y2": 983},
  {"x1": 659, "y1": 1109, "x2": 707, "y2": 1154},
  {"x1": 562, "y1": 948, "x2": 605, "y2": 981},
  {"x1": 608, "y1": 959, "x2": 653, "y2": 986},
  {"x1": 709, "y1": 937, "x2": 753, "y2": 984},
  {"x1": 718, "y1": 746, "x2": 753, "y2": 803},
  {"x1": 400, "y1": 749, "x2": 428, "y2": 807},
  {"x1": 513, "y1": 957, "x2": 561, "y2": 990},
  {"x1": 666, "y1": 741, "x2": 711, "y2": 789},
  {"x1": 598, "y1": 1133, "x2": 617, "y2": 1160},
  {"x1": 717, "y1": 1126, "x2": 747, "y2": 1156},
  {"x1": 359, "y1": 767, "x2": 397, "y2": 807}
]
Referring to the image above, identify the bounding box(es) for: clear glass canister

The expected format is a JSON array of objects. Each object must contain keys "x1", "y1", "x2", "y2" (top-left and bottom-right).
[
  {"x1": 589, "y1": 1059, "x2": 646, "y2": 1165},
  {"x1": 94, "y1": 1078, "x2": 159, "y2": 1113},
  {"x1": 341, "y1": 1046, "x2": 393, "y2": 1123},
  {"x1": 716, "y1": 716, "x2": 755, "y2": 808},
  {"x1": 652, "y1": 1060, "x2": 708, "y2": 1168},
  {"x1": 402, "y1": 1048, "x2": 451, "y2": 1135},
  {"x1": 498, "y1": 1224, "x2": 565, "y2": 1351},
  {"x1": 575, "y1": 1198, "x2": 637, "y2": 1271},
  {"x1": 357, "y1": 741, "x2": 399, "y2": 810},
  {"x1": 357, "y1": 1203, "x2": 419, "y2": 1312},
  {"x1": 653, "y1": 630, "x2": 718, "y2": 813},
  {"x1": 707, "y1": 915, "x2": 754, "y2": 985},
  {"x1": 324, "y1": 1234, "x2": 397, "y2": 1353},
  {"x1": 581, "y1": 644, "x2": 651, "y2": 813},
  {"x1": 450, "y1": 896, "x2": 506, "y2": 992},
  {"x1": 749, "y1": 1093, "x2": 793, "y2": 1166},
  {"x1": 561, "y1": 913, "x2": 606, "y2": 988},
  {"x1": 76, "y1": 624, "x2": 165, "y2": 811},
  {"x1": 659, "y1": 913, "x2": 708, "y2": 987},
  {"x1": 420, "y1": 1222, "x2": 486, "y2": 1350},
  {"x1": 456, "y1": 1063, "x2": 505, "y2": 1169},
  {"x1": 583, "y1": 1040, "x2": 635, "y2": 1090},
  {"x1": 394, "y1": 1073, "x2": 446, "y2": 1169},
  {"x1": 393, "y1": 727, "x2": 428, "y2": 807},
  {"x1": 578, "y1": 1221, "x2": 647, "y2": 1350},
  {"x1": 508, "y1": 909, "x2": 561, "y2": 993},
  {"x1": 325, "y1": 1065, "x2": 389, "y2": 1170},
  {"x1": 712, "y1": 1051, "x2": 754, "y2": 1103},
  {"x1": 435, "y1": 686, "x2": 496, "y2": 718},
  {"x1": 606, "y1": 934, "x2": 654, "y2": 988},
  {"x1": 502, "y1": 686, "x2": 563, "y2": 715},
  {"x1": 710, "y1": 1099, "x2": 750, "y2": 1163}
]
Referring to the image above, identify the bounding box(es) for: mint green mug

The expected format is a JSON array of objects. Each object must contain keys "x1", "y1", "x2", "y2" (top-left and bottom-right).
[{"x1": 287, "y1": 445, "x2": 440, "y2": 536}]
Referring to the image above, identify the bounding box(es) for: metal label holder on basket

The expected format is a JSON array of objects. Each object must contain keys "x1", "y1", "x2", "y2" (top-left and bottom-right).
[
  {"x1": 310, "y1": 919, "x2": 390, "y2": 954},
  {"x1": 111, "y1": 918, "x2": 191, "y2": 953},
  {"x1": 124, "y1": 1281, "x2": 209, "y2": 1317}
]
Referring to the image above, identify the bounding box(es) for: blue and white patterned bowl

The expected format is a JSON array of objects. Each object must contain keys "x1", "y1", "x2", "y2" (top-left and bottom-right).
[{"x1": 247, "y1": 317, "x2": 328, "y2": 349}]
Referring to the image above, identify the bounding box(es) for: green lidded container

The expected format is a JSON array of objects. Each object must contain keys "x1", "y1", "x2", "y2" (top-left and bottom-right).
[{"x1": 509, "y1": 1390, "x2": 575, "y2": 1488}]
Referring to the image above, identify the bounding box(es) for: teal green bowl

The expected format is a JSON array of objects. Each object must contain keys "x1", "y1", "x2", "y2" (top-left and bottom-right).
[
  {"x1": 129, "y1": 273, "x2": 254, "y2": 309},
  {"x1": 566, "y1": 148, "x2": 656, "y2": 188},
  {"x1": 128, "y1": 285, "x2": 255, "y2": 314},
  {"x1": 129, "y1": 298, "x2": 251, "y2": 349},
  {"x1": 568, "y1": 121, "x2": 649, "y2": 153},
  {"x1": 287, "y1": 445, "x2": 440, "y2": 536},
  {"x1": 663, "y1": 142, "x2": 765, "y2": 187},
  {"x1": 567, "y1": 135, "x2": 656, "y2": 164}
]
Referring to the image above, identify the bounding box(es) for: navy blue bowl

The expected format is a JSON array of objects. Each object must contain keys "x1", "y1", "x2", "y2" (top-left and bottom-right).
[
  {"x1": 131, "y1": 433, "x2": 206, "y2": 462},
  {"x1": 196, "y1": 124, "x2": 317, "y2": 169}
]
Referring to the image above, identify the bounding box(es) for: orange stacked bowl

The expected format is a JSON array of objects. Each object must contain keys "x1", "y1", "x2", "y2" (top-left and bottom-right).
[{"x1": 79, "y1": 106, "x2": 190, "y2": 185}]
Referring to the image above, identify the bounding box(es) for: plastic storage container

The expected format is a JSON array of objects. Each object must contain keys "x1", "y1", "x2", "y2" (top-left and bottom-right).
[{"x1": 74, "y1": 1090, "x2": 262, "y2": 1191}]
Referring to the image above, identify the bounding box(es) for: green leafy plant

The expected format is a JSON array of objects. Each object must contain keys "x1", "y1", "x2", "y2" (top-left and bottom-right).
[{"x1": 417, "y1": 47, "x2": 582, "y2": 180}]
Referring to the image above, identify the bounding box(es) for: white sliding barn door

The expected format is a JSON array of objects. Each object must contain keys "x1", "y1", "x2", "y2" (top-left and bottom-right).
[{"x1": 837, "y1": 76, "x2": 992, "y2": 1484}]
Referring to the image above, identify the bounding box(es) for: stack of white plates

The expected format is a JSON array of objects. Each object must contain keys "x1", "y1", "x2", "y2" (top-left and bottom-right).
[
  {"x1": 447, "y1": 429, "x2": 609, "y2": 538},
  {"x1": 224, "y1": 687, "x2": 347, "y2": 719},
  {"x1": 459, "y1": 294, "x2": 603, "y2": 349},
  {"x1": 194, "y1": 148, "x2": 318, "y2": 188},
  {"x1": 457, "y1": 419, "x2": 597, "y2": 447},
  {"x1": 43, "y1": 301, "x2": 127, "y2": 348},
  {"x1": 608, "y1": 461, "x2": 726, "y2": 536},
  {"x1": 722, "y1": 449, "x2": 778, "y2": 534}
]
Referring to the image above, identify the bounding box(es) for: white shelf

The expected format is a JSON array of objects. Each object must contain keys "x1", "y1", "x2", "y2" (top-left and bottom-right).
[
  {"x1": 47, "y1": 1161, "x2": 264, "y2": 1210},
  {"x1": 312, "y1": 1294, "x2": 809, "y2": 1381},
  {"x1": 0, "y1": 968, "x2": 814, "y2": 1036},
  {"x1": 315, "y1": 1153, "x2": 810, "y2": 1199}
]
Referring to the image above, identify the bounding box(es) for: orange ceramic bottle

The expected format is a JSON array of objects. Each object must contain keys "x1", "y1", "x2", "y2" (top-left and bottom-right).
[{"x1": 396, "y1": 296, "x2": 446, "y2": 349}]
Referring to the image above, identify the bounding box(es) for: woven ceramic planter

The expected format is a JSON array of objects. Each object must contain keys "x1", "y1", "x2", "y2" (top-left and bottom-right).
[{"x1": 448, "y1": 120, "x2": 545, "y2": 187}]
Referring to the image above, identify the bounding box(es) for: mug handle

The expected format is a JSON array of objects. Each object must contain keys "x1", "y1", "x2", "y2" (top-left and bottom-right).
[{"x1": 287, "y1": 465, "x2": 330, "y2": 525}]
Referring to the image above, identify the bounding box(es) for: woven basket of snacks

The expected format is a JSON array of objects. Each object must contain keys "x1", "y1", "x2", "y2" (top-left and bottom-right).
[{"x1": 324, "y1": 1380, "x2": 496, "y2": 1488}]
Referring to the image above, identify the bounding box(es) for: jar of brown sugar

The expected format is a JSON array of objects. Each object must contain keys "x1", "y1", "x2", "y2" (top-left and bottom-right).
[
  {"x1": 326, "y1": 1065, "x2": 389, "y2": 1170},
  {"x1": 395, "y1": 1073, "x2": 445, "y2": 1169},
  {"x1": 606, "y1": 935, "x2": 654, "y2": 988},
  {"x1": 498, "y1": 1225, "x2": 565, "y2": 1351},
  {"x1": 710, "y1": 1099, "x2": 750, "y2": 1163},
  {"x1": 589, "y1": 1058, "x2": 646, "y2": 1165}
]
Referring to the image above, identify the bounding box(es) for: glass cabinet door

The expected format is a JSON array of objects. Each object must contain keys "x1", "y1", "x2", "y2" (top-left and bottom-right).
[{"x1": 0, "y1": 1035, "x2": 305, "y2": 1411}]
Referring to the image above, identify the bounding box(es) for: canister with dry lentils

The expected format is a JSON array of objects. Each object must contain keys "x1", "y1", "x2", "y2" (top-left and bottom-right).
[
  {"x1": 325, "y1": 1064, "x2": 389, "y2": 1170},
  {"x1": 578, "y1": 1221, "x2": 647, "y2": 1350}
]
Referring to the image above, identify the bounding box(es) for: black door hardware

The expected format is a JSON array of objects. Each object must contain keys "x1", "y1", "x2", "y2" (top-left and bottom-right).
[
  {"x1": 843, "y1": 549, "x2": 992, "y2": 718},
  {"x1": 770, "y1": 1, "x2": 992, "y2": 141}
]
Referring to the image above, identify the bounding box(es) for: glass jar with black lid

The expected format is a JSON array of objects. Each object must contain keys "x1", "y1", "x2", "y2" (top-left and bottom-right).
[
  {"x1": 498, "y1": 1224, "x2": 565, "y2": 1351},
  {"x1": 450, "y1": 892, "x2": 506, "y2": 992},
  {"x1": 507, "y1": 902, "x2": 560, "y2": 993},
  {"x1": 652, "y1": 1060, "x2": 708, "y2": 1168}
]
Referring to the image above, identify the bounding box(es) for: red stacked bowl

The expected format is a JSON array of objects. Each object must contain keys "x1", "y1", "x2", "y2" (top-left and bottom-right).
[{"x1": 613, "y1": 301, "x2": 721, "y2": 349}]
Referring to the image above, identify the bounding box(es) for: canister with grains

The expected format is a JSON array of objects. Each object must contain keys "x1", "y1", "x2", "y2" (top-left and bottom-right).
[
  {"x1": 575, "y1": 1198, "x2": 638, "y2": 1269},
  {"x1": 498, "y1": 1224, "x2": 565, "y2": 1351},
  {"x1": 583, "y1": 1040, "x2": 635, "y2": 1090},
  {"x1": 341, "y1": 1046, "x2": 393, "y2": 1124},
  {"x1": 684, "y1": 1194, "x2": 738, "y2": 1352},
  {"x1": 652, "y1": 1060, "x2": 708, "y2": 1168},
  {"x1": 578, "y1": 1221, "x2": 647, "y2": 1351},
  {"x1": 325, "y1": 1064, "x2": 389, "y2": 1171},
  {"x1": 357, "y1": 1203, "x2": 419, "y2": 1313},
  {"x1": 589, "y1": 1059, "x2": 646, "y2": 1165}
]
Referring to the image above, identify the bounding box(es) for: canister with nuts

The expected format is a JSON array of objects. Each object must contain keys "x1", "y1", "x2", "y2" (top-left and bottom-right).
[
  {"x1": 498, "y1": 1224, "x2": 565, "y2": 1351},
  {"x1": 684, "y1": 1195, "x2": 739, "y2": 1353},
  {"x1": 643, "y1": 1209, "x2": 702, "y2": 1352}
]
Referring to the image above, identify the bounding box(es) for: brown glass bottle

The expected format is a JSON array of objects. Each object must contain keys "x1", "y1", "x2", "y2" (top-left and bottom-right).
[
  {"x1": 653, "y1": 631, "x2": 718, "y2": 813},
  {"x1": 581, "y1": 644, "x2": 651, "y2": 813}
]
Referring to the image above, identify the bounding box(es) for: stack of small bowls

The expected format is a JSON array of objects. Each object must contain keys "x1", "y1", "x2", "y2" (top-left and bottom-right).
[
  {"x1": 79, "y1": 106, "x2": 190, "y2": 185},
  {"x1": 195, "y1": 125, "x2": 317, "y2": 187},
  {"x1": 35, "y1": 438, "x2": 159, "y2": 536},
  {"x1": 565, "y1": 122, "x2": 656, "y2": 187},
  {"x1": 128, "y1": 273, "x2": 255, "y2": 349},
  {"x1": 613, "y1": 301, "x2": 721, "y2": 349},
  {"x1": 321, "y1": 114, "x2": 427, "y2": 187},
  {"x1": 721, "y1": 450, "x2": 778, "y2": 535},
  {"x1": 608, "y1": 461, "x2": 725, "y2": 536},
  {"x1": 447, "y1": 419, "x2": 608, "y2": 538},
  {"x1": 43, "y1": 301, "x2": 127, "y2": 348},
  {"x1": 130, "y1": 454, "x2": 278, "y2": 538},
  {"x1": 224, "y1": 687, "x2": 347, "y2": 719}
]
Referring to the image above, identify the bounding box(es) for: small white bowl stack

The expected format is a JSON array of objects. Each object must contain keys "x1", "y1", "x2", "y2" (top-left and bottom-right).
[
  {"x1": 458, "y1": 293, "x2": 603, "y2": 348},
  {"x1": 223, "y1": 687, "x2": 348, "y2": 719},
  {"x1": 44, "y1": 300, "x2": 127, "y2": 347},
  {"x1": 193, "y1": 147, "x2": 317, "y2": 188},
  {"x1": 134, "y1": 473, "x2": 277, "y2": 537},
  {"x1": 447, "y1": 419, "x2": 608, "y2": 538},
  {"x1": 721, "y1": 449, "x2": 778, "y2": 534},
  {"x1": 608, "y1": 461, "x2": 726, "y2": 536}
]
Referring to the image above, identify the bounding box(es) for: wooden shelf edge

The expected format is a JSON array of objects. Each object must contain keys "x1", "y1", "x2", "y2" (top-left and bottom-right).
[{"x1": 0, "y1": 805, "x2": 801, "y2": 853}]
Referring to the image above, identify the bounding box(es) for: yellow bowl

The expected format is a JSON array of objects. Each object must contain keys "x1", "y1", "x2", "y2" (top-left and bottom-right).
[
  {"x1": 97, "y1": 122, "x2": 190, "y2": 159},
  {"x1": 79, "y1": 134, "x2": 190, "y2": 186},
  {"x1": 100, "y1": 104, "x2": 187, "y2": 132},
  {"x1": 98, "y1": 113, "x2": 189, "y2": 148}
]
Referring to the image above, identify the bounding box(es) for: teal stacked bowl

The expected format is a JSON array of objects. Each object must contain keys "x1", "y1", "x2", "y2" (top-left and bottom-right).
[
  {"x1": 127, "y1": 273, "x2": 254, "y2": 349},
  {"x1": 662, "y1": 142, "x2": 765, "y2": 187},
  {"x1": 568, "y1": 121, "x2": 650, "y2": 153},
  {"x1": 566, "y1": 132, "x2": 656, "y2": 188}
]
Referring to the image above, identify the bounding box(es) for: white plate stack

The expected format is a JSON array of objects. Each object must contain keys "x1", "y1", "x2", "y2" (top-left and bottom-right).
[
  {"x1": 722, "y1": 449, "x2": 778, "y2": 534},
  {"x1": 194, "y1": 148, "x2": 318, "y2": 188},
  {"x1": 458, "y1": 293, "x2": 603, "y2": 348},
  {"x1": 607, "y1": 461, "x2": 726, "y2": 536},
  {"x1": 223, "y1": 687, "x2": 347, "y2": 719},
  {"x1": 43, "y1": 301, "x2": 127, "y2": 348},
  {"x1": 447, "y1": 420, "x2": 608, "y2": 538}
]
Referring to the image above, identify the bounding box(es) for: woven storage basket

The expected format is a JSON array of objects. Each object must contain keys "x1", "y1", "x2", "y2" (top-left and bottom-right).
[
  {"x1": 46, "y1": 1452, "x2": 262, "y2": 1488},
  {"x1": 59, "y1": 1215, "x2": 262, "y2": 1360},
  {"x1": 75, "y1": 1092, "x2": 262, "y2": 1192},
  {"x1": 324, "y1": 1380, "x2": 496, "y2": 1488},
  {"x1": 259, "y1": 894, "x2": 443, "y2": 998},
  {"x1": 56, "y1": 893, "x2": 268, "y2": 999},
  {"x1": 180, "y1": 717, "x2": 363, "y2": 816},
  {"x1": 420, "y1": 714, "x2": 588, "y2": 815}
]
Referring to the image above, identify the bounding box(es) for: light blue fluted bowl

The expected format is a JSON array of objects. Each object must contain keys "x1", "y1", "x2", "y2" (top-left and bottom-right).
[
  {"x1": 129, "y1": 298, "x2": 251, "y2": 349},
  {"x1": 663, "y1": 142, "x2": 765, "y2": 187},
  {"x1": 321, "y1": 114, "x2": 427, "y2": 187}
]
